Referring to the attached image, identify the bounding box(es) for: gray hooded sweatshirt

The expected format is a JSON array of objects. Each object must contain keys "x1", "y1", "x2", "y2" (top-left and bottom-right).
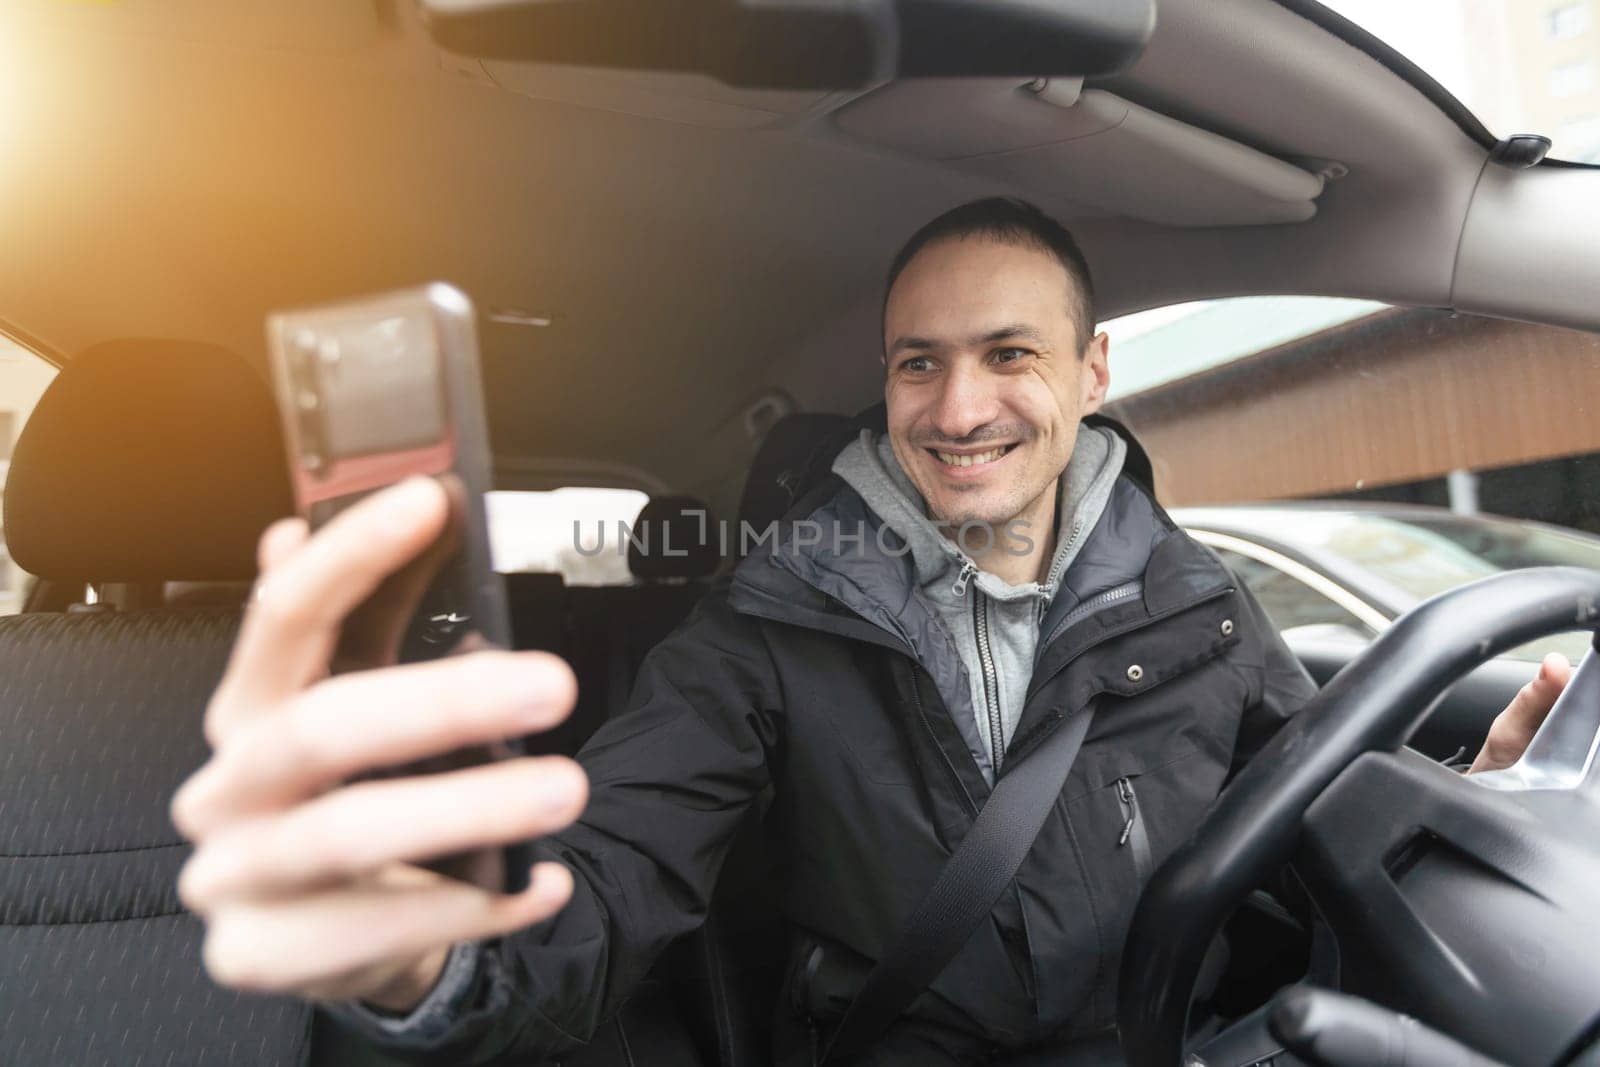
[{"x1": 832, "y1": 424, "x2": 1127, "y2": 783}]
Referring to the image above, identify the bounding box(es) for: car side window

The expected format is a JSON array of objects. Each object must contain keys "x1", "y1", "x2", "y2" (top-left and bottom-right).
[
  {"x1": 1211, "y1": 547, "x2": 1374, "y2": 637},
  {"x1": 0, "y1": 336, "x2": 58, "y2": 615}
]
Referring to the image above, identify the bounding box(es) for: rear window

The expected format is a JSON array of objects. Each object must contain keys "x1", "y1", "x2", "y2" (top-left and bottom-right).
[
  {"x1": 0, "y1": 335, "x2": 58, "y2": 614},
  {"x1": 486, "y1": 488, "x2": 649, "y2": 586}
]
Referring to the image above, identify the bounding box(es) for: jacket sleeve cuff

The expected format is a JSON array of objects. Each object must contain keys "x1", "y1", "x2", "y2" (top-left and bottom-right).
[{"x1": 332, "y1": 941, "x2": 488, "y2": 1045}]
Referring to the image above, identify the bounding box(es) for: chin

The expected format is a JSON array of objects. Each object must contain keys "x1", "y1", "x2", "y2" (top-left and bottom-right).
[{"x1": 925, "y1": 492, "x2": 1013, "y2": 531}]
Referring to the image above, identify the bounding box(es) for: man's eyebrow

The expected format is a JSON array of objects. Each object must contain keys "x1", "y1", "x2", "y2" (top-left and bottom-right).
[
  {"x1": 975, "y1": 324, "x2": 1048, "y2": 347},
  {"x1": 888, "y1": 324, "x2": 1048, "y2": 356},
  {"x1": 887, "y1": 335, "x2": 936, "y2": 355}
]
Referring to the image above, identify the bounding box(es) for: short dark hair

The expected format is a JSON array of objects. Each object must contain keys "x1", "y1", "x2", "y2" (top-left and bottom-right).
[{"x1": 884, "y1": 197, "x2": 1096, "y2": 347}]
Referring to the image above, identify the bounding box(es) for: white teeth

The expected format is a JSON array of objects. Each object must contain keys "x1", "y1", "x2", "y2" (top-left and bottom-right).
[{"x1": 936, "y1": 447, "x2": 1006, "y2": 467}]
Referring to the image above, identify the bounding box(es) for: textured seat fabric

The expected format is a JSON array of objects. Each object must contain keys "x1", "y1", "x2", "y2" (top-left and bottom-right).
[
  {"x1": 0, "y1": 340, "x2": 307, "y2": 1065},
  {"x1": 0, "y1": 610, "x2": 311, "y2": 1065}
]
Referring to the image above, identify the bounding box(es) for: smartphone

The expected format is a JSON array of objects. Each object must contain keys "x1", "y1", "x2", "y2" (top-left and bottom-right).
[{"x1": 266, "y1": 283, "x2": 529, "y2": 893}]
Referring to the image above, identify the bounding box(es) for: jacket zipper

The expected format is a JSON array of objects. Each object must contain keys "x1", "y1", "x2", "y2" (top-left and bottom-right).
[
  {"x1": 907, "y1": 663, "x2": 980, "y2": 818},
  {"x1": 1044, "y1": 580, "x2": 1144, "y2": 649},
  {"x1": 1115, "y1": 776, "x2": 1153, "y2": 881},
  {"x1": 1023, "y1": 579, "x2": 1234, "y2": 712},
  {"x1": 971, "y1": 588, "x2": 1004, "y2": 775}
]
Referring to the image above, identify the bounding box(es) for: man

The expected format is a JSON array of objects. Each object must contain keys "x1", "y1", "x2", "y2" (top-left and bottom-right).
[{"x1": 173, "y1": 199, "x2": 1569, "y2": 1064}]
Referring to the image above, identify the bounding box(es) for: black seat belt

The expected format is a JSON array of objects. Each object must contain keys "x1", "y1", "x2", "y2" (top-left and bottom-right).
[{"x1": 821, "y1": 706, "x2": 1098, "y2": 1062}]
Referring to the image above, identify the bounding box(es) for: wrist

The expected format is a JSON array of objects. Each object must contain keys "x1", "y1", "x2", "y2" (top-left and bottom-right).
[{"x1": 362, "y1": 945, "x2": 454, "y2": 1015}]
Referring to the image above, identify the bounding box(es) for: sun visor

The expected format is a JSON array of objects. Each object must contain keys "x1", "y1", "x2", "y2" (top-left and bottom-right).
[{"x1": 833, "y1": 82, "x2": 1324, "y2": 227}]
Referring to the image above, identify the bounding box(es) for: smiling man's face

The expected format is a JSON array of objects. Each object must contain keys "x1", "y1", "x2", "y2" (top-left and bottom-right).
[{"x1": 883, "y1": 235, "x2": 1110, "y2": 534}]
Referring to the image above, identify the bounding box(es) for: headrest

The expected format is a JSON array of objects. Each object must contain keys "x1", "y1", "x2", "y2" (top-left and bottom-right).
[
  {"x1": 736, "y1": 412, "x2": 856, "y2": 533},
  {"x1": 627, "y1": 495, "x2": 722, "y2": 580},
  {"x1": 4, "y1": 339, "x2": 294, "y2": 582}
]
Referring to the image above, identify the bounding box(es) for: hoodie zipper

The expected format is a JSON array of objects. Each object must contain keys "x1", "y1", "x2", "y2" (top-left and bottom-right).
[
  {"x1": 952, "y1": 560, "x2": 1005, "y2": 776},
  {"x1": 952, "y1": 560, "x2": 977, "y2": 597},
  {"x1": 971, "y1": 588, "x2": 1004, "y2": 775},
  {"x1": 1115, "y1": 776, "x2": 1153, "y2": 881},
  {"x1": 1037, "y1": 516, "x2": 1087, "y2": 625}
]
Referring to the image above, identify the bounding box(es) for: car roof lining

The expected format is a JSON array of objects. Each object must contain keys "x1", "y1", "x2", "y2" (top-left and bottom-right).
[{"x1": 1, "y1": 0, "x2": 1596, "y2": 508}]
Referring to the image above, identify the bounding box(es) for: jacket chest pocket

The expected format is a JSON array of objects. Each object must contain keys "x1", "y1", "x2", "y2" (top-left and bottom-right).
[
  {"x1": 1070, "y1": 738, "x2": 1207, "y2": 887},
  {"x1": 1112, "y1": 773, "x2": 1153, "y2": 883},
  {"x1": 1061, "y1": 662, "x2": 1249, "y2": 970},
  {"x1": 1066, "y1": 656, "x2": 1249, "y2": 891}
]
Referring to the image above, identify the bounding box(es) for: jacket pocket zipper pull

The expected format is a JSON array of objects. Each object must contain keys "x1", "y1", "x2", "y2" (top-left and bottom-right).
[
  {"x1": 952, "y1": 561, "x2": 977, "y2": 597},
  {"x1": 1116, "y1": 777, "x2": 1137, "y2": 846}
]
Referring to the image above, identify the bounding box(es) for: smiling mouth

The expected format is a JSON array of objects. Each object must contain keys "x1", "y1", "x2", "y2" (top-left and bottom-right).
[{"x1": 929, "y1": 443, "x2": 1017, "y2": 468}]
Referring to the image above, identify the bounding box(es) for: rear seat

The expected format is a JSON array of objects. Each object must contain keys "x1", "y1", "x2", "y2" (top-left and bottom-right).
[
  {"x1": 558, "y1": 495, "x2": 724, "y2": 754},
  {"x1": 0, "y1": 340, "x2": 310, "y2": 1064},
  {"x1": 504, "y1": 571, "x2": 582, "y2": 756},
  {"x1": 505, "y1": 571, "x2": 570, "y2": 656}
]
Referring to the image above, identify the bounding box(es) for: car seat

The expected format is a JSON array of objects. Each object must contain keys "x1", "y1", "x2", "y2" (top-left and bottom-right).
[{"x1": 0, "y1": 339, "x2": 310, "y2": 1065}]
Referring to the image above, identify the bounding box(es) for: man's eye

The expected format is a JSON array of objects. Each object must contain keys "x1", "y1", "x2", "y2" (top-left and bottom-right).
[
  {"x1": 992, "y1": 347, "x2": 1029, "y2": 364},
  {"x1": 900, "y1": 356, "x2": 935, "y2": 374}
]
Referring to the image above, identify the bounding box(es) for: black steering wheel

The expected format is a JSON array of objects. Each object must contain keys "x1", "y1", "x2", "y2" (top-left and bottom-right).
[{"x1": 1117, "y1": 566, "x2": 1600, "y2": 1067}]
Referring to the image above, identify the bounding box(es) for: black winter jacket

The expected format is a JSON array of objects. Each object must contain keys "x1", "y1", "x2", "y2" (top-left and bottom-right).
[{"x1": 345, "y1": 435, "x2": 1316, "y2": 1066}]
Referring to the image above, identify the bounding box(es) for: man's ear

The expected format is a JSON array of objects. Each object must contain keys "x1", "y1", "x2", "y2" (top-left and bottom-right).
[{"x1": 1080, "y1": 331, "x2": 1111, "y2": 415}]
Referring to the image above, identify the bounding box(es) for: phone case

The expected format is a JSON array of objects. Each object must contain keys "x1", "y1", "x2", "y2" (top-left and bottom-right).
[{"x1": 266, "y1": 283, "x2": 527, "y2": 892}]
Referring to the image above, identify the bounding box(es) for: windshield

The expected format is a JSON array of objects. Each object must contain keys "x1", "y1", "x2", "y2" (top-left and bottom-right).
[{"x1": 1321, "y1": 0, "x2": 1600, "y2": 164}]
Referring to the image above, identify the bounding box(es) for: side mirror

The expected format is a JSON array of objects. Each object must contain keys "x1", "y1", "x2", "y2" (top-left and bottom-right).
[{"x1": 417, "y1": 0, "x2": 1156, "y2": 90}]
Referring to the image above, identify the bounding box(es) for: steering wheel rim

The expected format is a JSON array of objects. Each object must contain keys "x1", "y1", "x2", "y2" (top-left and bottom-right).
[{"x1": 1116, "y1": 565, "x2": 1600, "y2": 1066}]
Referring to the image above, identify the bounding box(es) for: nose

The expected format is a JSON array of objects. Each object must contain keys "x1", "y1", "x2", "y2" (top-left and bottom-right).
[{"x1": 929, "y1": 362, "x2": 1000, "y2": 441}]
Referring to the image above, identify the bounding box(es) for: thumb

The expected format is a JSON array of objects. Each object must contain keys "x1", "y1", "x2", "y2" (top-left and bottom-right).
[
  {"x1": 1470, "y1": 652, "x2": 1572, "y2": 774},
  {"x1": 1508, "y1": 652, "x2": 1571, "y2": 731},
  {"x1": 1534, "y1": 651, "x2": 1573, "y2": 703}
]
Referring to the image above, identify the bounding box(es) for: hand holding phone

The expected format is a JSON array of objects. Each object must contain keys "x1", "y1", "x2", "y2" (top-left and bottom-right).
[
  {"x1": 172, "y1": 475, "x2": 584, "y2": 1011},
  {"x1": 171, "y1": 288, "x2": 583, "y2": 1007},
  {"x1": 266, "y1": 283, "x2": 531, "y2": 892}
]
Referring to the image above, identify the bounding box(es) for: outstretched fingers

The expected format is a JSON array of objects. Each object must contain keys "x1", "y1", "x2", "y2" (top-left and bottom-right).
[
  {"x1": 174, "y1": 650, "x2": 577, "y2": 838},
  {"x1": 178, "y1": 756, "x2": 588, "y2": 908},
  {"x1": 200, "y1": 862, "x2": 576, "y2": 996}
]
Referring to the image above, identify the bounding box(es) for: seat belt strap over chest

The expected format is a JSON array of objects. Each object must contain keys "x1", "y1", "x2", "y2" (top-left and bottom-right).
[{"x1": 822, "y1": 706, "x2": 1099, "y2": 1062}]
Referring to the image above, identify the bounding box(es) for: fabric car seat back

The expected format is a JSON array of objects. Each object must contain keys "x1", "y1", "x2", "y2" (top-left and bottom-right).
[{"x1": 0, "y1": 339, "x2": 309, "y2": 1065}]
